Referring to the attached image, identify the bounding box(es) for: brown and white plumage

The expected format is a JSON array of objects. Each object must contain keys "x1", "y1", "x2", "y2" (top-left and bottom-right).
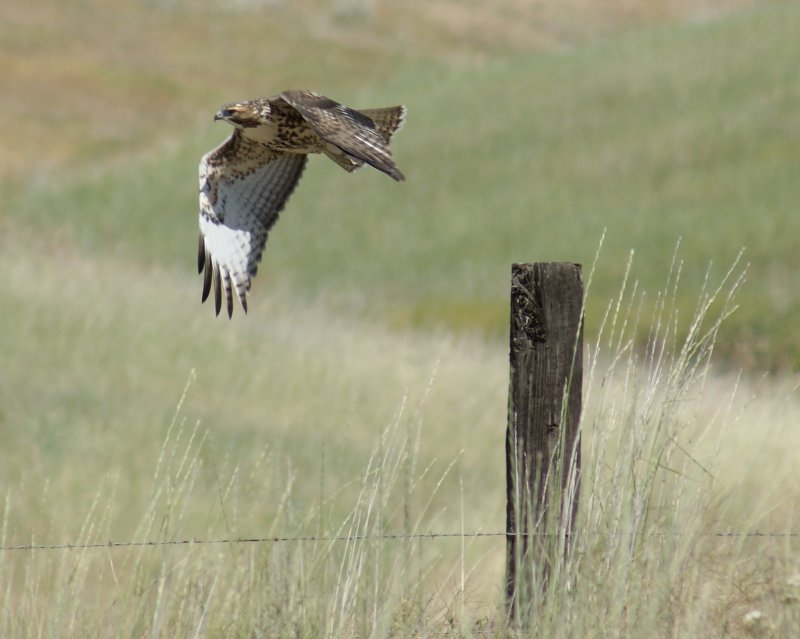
[{"x1": 197, "y1": 90, "x2": 406, "y2": 317}]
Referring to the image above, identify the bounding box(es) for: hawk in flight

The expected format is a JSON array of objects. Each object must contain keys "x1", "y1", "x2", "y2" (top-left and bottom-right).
[{"x1": 197, "y1": 90, "x2": 406, "y2": 317}]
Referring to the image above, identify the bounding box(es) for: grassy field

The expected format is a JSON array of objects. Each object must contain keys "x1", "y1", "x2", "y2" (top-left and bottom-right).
[
  {"x1": 2, "y1": 231, "x2": 800, "y2": 636},
  {"x1": 4, "y1": 0, "x2": 800, "y2": 366},
  {"x1": 2, "y1": 0, "x2": 800, "y2": 636}
]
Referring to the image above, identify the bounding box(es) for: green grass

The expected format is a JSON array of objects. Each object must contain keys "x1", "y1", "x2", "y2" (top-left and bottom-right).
[{"x1": 6, "y1": 2, "x2": 800, "y2": 367}]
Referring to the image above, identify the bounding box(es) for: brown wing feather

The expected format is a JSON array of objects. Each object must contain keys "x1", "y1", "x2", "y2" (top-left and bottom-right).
[{"x1": 279, "y1": 90, "x2": 405, "y2": 181}]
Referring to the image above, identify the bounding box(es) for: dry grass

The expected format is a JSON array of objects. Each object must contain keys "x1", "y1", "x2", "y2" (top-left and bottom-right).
[
  {"x1": 0, "y1": 0, "x2": 766, "y2": 178},
  {"x1": 1, "y1": 226, "x2": 800, "y2": 636}
]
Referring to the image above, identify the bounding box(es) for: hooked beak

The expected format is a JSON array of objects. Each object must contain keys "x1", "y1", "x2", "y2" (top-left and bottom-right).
[{"x1": 213, "y1": 110, "x2": 226, "y2": 122}]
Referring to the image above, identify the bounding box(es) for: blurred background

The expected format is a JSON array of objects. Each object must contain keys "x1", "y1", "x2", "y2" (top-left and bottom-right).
[
  {"x1": 1, "y1": 0, "x2": 799, "y2": 633},
  {"x1": 3, "y1": 0, "x2": 798, "y2": 365}
]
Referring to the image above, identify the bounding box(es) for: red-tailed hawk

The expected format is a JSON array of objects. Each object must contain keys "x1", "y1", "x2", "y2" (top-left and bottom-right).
[{"x1": 197, "y1": 90, "x2": 406, "y2": 317}]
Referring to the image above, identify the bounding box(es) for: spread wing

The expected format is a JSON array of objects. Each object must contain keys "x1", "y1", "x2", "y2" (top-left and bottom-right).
[
  {"x1": 279, "y1": 90, "x2": 405, "y2": 182},
  {"x1": 198, "y1": 131, "x2": 307, "y2": 317}
]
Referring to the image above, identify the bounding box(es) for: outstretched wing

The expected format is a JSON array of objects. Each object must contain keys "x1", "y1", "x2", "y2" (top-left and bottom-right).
[
  {"x1": 198, "y1": 131, "x2": 307, "y2": 317},
  {"x1": 279, "y1": 90, "x2": 405, "y2": 182}
]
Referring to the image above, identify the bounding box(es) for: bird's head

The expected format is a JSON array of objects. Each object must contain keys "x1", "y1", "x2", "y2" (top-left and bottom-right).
[{"x1": 214, "y1": 100, "x2": 270, "y2": 128}]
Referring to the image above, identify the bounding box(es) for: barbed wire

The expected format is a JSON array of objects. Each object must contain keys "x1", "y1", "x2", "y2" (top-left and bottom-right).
[{"x1": 1, "y1": 529, "x2": 798, "y2": 552}]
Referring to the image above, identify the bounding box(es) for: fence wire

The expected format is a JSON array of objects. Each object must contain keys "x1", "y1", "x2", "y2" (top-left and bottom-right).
[{"x1": 1, "y1": 529, "x2": 799, "y2": 552}]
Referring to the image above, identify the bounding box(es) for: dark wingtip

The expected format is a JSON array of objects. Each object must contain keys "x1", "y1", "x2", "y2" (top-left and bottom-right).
[
  {"x1": 214, "y1": 272, "x2": 222, "y2": 316},
  {"x1": 201, "y1": 260, "x2": 212, "y2": 303},
  {"x1": 197, "y1": 236, "x2": 206, "y2": 274},
  {"x1": 383, "y1": 164, "x2": 405, "y2": 181},
  {"x1": 224, "y1": 272, "x2": 234, "y2": 319}
]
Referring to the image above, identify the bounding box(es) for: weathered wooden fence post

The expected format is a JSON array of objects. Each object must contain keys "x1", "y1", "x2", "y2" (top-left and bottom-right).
[{"x1": 505, "y1": 262, "x2": 583, "y2": 619}]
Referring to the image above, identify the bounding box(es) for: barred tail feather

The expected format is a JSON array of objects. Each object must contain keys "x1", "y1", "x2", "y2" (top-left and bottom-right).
[{"x1": 358, "y1": 105, "x2": 406, "y2": 144}]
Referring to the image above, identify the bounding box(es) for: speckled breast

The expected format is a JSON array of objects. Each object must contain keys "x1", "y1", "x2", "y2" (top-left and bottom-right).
[{"x1": 266, "y1": 103, "x2": 324, "y2": 153}]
